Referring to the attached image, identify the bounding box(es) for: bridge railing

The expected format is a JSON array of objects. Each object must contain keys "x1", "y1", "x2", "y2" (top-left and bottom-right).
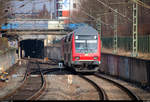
[
  {"x1": 102, "y1": 35, "x2": 150, "y2": 54},
  {"x1": 1, "y1": 19, "x2": 66, "y2": 31}
]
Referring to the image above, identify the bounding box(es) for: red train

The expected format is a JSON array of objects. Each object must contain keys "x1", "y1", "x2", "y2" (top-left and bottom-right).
[{"x1": 60, "y1": 26, "x2": 101, "y2": 72}]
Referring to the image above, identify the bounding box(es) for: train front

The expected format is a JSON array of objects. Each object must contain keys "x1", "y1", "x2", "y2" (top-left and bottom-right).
[{"x1": 72, "y1": 27, "x2": 101, "y2": 72}]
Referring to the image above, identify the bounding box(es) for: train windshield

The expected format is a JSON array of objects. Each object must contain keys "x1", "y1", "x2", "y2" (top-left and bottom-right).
[{"x1": 75, "y1": 40, "x2": 98, "y2": 53}]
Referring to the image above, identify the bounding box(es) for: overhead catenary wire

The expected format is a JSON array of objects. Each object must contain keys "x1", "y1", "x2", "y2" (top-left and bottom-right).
[
  {"x1": 76, "y1": 2, "x2": 130, "y2": 29},
  {"x1": 131, "y1": 0, "x2": 150, "y2": 9},
  {"x1": 3, "y1": 0, "x2": 138, "y2": 30},
  {"x1": 81, "y1": 9, "x2": 114, "y2": 29},
  {"x1": 78, "y1": 4, "x2": 114, "y2": 29},
  {"x1": 76, "y1": 0, "x2": 136, "y2": 32},
  {"x1": 96, "y1": 0, "x2": 133, "y2": 22}
]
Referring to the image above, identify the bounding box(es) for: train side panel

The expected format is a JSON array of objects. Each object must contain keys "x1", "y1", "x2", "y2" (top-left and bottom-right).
[{"x1": 62, "y1": 26, "x2": 101, "y2": 72}]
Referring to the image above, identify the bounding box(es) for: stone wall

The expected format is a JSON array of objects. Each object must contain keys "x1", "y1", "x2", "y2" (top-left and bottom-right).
[{"x1": 0, "y1": 49, "x2": 18, "y2": 72}]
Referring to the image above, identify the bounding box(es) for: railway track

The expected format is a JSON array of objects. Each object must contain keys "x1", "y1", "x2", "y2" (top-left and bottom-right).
[
  {"x1": 94, "y1": 73, "x2": 141, "y2": 100},
  {"x1": 36, "y1": 68, "x2": 107, "y2": 100},
  {"x1": 62, "y1": 68, "x2": 107, "y2": 100},
  {"x1": 66, "y1": 67, "x2": 140, "y2": 100},
  {"x1": 47, "y1": 58, "x2": 140, "y2": 100},
  {"x1": 1, "y1": 60, "x2": 46, "y2": 100},
  {"x1": 1, "y1": 58, "x2": 141, "y2": 100},
  {"x1": 36, "y1": 58, "x2": 141, "y2": 100},
  {"x1": 38, "y1": 58, "x2": 140, "y2": 100},
  {"x1": 78, "y1": 75, "x2": 108, "y2": 100}
]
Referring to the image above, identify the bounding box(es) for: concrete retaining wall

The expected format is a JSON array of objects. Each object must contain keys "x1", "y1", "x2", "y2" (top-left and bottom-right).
[
  {"x1": 0, "y1": 49, "x2": 18, "y2": 72},
  {"x1": 44, "y1": 46, "x2": 61, "y2": 61},
  {"x1": 100, "y1": 53, "x2": 150, "y2": 85}
]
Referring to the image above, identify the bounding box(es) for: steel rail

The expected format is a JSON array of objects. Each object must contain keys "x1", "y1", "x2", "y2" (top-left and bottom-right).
[
  {"x1": 67, "y1": 68, "x2": 108, "y2": 100},
  {"x1": 0, "y1": 61, "x2": 30, "y2": 100},
  {"x1": 27, "y1": 61, "x2": 46, "y2": 100},
  {"x1": 94, "y1": 73, "x2": 141, "y2": 100},
  {"x1": 0, "y1": 60, "x2": 46, "y2": 100},
  {"x1": 41, "y1": 67, "x2": 108, "y2": 100},
  {"x1": 78, "y1": 75, "x2": 108, "y2": 100}
]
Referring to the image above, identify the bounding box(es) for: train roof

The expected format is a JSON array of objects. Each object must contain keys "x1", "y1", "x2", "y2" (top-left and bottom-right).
[{"x1": 74, "y1": 26, "x2": 98, "y2": 35}]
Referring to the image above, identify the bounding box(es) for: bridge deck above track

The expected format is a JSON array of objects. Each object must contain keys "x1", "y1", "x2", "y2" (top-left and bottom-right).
[{"x1": 7, "y1": 30, "x2": 68, "y2": 35}]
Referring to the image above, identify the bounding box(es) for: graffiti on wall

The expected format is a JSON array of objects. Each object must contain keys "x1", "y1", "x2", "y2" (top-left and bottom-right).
[{"x1": 8, "y1": 40, "x2": 18, "y2": 48}]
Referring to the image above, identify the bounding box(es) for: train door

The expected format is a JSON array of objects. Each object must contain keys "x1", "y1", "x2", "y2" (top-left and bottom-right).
[
  {"x1": 64, "y1": 37, "x2": 67, "y2": 65},
  {"x1": 68, "y1": 34, "x2": 73, "y2": 67}
]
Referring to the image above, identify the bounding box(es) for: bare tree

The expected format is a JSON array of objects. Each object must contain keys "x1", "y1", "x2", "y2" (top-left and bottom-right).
[
  {"x1": 0, "y1": 0, "x2": 12, "y2": 51},
  {"x1": 0, "y1": 0, "x2": 12, "y2": 25},
  {"x1": 38, "y1": 4, "x2": 51, "y2": 19},
  {"x1": 72, "y1": 0, "x2": 150, "y2": 36}
]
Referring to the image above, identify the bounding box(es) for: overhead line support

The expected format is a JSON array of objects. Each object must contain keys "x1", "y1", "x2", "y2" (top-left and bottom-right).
[{"x1": 132, "y1": 3, "x2": 138, "y2": 57}]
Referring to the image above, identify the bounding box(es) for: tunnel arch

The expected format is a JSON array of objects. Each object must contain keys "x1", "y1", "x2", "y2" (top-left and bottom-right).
[{"x1": 20, "y1": 39, "x2": 44, "y2": 59}]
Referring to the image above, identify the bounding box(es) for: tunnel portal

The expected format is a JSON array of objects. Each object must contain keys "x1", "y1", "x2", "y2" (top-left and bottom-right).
[{"x1": 20, "y1": 39, "x2": 44, "y2": 59}]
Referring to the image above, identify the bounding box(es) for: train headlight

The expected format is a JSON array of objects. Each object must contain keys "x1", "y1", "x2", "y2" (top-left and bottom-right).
[
  {"x1": 75, "y1": 57, "x2": 80, "y2": 60},
  {"x1": 93, "y1": 56, "x2": 98, "y2": 60},
  {"x1": 75, "y1": 36, "x2": 78, "y2": 39}
]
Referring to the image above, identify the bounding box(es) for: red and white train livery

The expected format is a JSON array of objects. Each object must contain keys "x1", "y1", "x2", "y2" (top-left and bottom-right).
[{"x1": 60, "y1": 26, "x2": 101, "y2": 72}]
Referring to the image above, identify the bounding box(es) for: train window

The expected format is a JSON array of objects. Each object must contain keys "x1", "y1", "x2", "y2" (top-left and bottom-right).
[
  {"x1": 65, "y1": 36, "x2": 70, "y2": 43},
  {"x1": 77, "y1": 35, "x2": 97, "y2": 40},
  {"x1": 57, "y1": 0, "x2": 62, "y2": 2},
  {"x1": 68, "y1": 34, "x2": 72, "y2": 42},
  {"x1": 57, "y1": 3, "x2": 63, "y2": 9},
  {"x1": 58, "y1": 11, "x2": 62, "y2": 17},
  {"x1": 94, "y1": 36, "x2": 97, "y2": 39},
  {"x1": 64, "y1": 37, "x2": 67, "y2": 43},
  {"x1": 75, "y1": 39, "x2": 98, "y2": 53},
  {"x1": 75, "y1": 36, "x2": 78, "y2": 39}
]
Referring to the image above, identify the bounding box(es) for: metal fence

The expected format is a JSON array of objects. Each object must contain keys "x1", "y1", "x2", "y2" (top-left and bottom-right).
[{"x1": 102, "y1": 35, "x2": 150, "y2": 53}]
